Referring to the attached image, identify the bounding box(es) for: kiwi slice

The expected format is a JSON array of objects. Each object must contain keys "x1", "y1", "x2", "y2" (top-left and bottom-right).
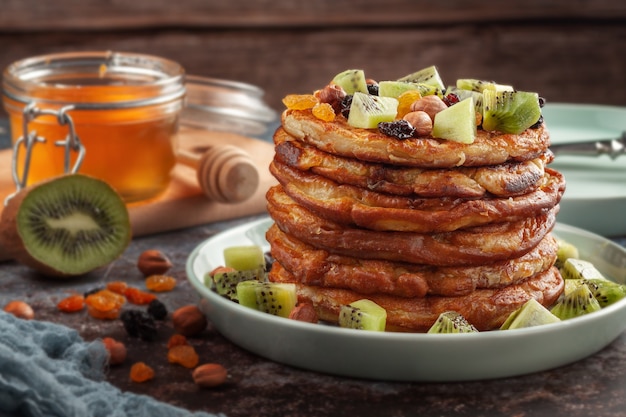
[
  {"x1": 500, "y1": 298, "x2": 560, "y2": 330},
  {"x1": 551, "y1": 283, "x2": 602, "y2": 320},
  {"x1": 482, "y1": 90, "x2": 541, "y2": 134},
  {"x1": 445, "y1": 86, "x2": 484, "y2": 114},
  {"x1": 223, "y1": 245, "x2": 266, "y2": 272},
  {"x1": 555, "y1": 239, "x2": 580, "y2": 270},
  {"x1": 0, "y1": 174, "x2": 131, "y2": 278},
  {"x1": 332, "y1": 69, "x2": 369, "y2": 95},
  {"x1": 347, "y1": 92, "x2": 398, "y2": 129},
  {"x1": 397, "y1": 65, "x2": 445, "y2": 91},
  {"x1": 338, "y1": 299, "x2": 386, "y2": 331},
  {"x1": 379, "y1": 81, "x2": 443, "y2": 99},
  {"x1": 212, "y1": 269, "x2": 261, "y2": 301},
  {"x1": 456, "y1": 78, "x2": 514, "y2": 93},
  {"x1": 560, "y1": 258, "x2": 605, "y2": 281},
  {"x1": 565, "y1": 278, "x2": 626, "y2": 308},
  {"x1": 427, "y1": 311, "x2": 478, "y2": 333},
  {"x1": 431, "y1": 97, "x2": 477, "y2": 144},
  {"x1": 236, "y1": 280, "x2": 297, "y2": 318}
]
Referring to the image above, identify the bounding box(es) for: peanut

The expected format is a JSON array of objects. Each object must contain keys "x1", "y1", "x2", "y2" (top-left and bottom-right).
[
  {"x1": 192, "y1": 363, "x2": 228, "y2": 388},
  {"x1": 171, "y1": 305, "x2": 208, "y2": 337}
]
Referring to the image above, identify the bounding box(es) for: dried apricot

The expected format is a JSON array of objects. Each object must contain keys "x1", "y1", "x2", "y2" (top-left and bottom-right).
[
  {"x1": 130, "y1": 362, "x2": 155, "y2": 383},
  {"x1": 396, "y1": 90, "x2": 422, "y2": 119},
  {"x1": 167, "y1": 344, "x2": 199, "y2": 369},
  {"x1": 124, "y1": 287, "x2": 157, "y2": 305},
  {"x1": 282, "y1": 94, "x2": 318, "y2": 110},
  {"x1": 57, "y1": 294, "x2": 85, "y2": 313},
  {"x1": 106, "y1": 281, "x2": 128, "y2": 295},
  {"x1": 312, "y1": 102, "x2": 336, "y2": 122},
  {"x1": 145, "y1": 275, "x2": 177, "y2": 292}
]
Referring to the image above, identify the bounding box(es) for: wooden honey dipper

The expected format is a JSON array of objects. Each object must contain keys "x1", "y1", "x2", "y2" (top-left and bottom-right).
[{"x1": 176, "y1": 145, "x2": 260, "y2": 203}]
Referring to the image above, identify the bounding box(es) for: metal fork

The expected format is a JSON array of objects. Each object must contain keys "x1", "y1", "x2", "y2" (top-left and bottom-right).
[{"x1": 549, "y1": 131, "x2": 626, "y2": 159}]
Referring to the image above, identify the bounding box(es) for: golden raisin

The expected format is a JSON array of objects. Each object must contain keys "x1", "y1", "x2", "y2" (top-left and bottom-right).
[
  {"x1": 396, "y1": 90, "x2": 423, "y2": 119},
  {"x1": 57, "y1": 294, "x2": 85, "y2": 313},
  {"x1": 167, "y1": 334, "x2": 188, "y2": 349},
  {"x1": 282, "y1": 94, "x2": 318, "y2": 110},
  {"x1": 167, "y1": 344, "x2": 199, "y2": 369},
  {"x1": 124, "y1": 287, "x2": 157, "y2": 305},
  {"x1": 106, "y1": 281, "x2": 128, "y2": 295},
  {"x1": 145, "y1": 275, "x2": 177, "y2": 292},
  {"x1": 130, "y1": 362, "x2": 155, "y2": 383},
  {"x1": 85, "y1": 289, "x2": 125, "y2": 320},
  {"x1": 312, "y1": 102, "x2": 336, "y2": 122}
]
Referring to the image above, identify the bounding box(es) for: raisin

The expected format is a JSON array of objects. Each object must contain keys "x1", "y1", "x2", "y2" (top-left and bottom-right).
[
  {"x1": 167, "y1": 345, "x2": 199, "y2": 369},
  {"x1": 340, "y1": 95, "x2": 353, "y2": 118},
  {"x1": 57, "y1": 294, "x2": 85, "y2": 313},
  {"x1": 443, "y1": 93, "x2": 460, "y2": 107},
  {"x1": 367, "y1": 83, "x2": 379, "y2": 96},
  {"x1": 396, "y1": 90, "x2": 422, "y2": 119},
  {"x1": 106, "y1": 281, "x2": 128, "y2": 295},
  {"x1": 130, "y1": 362, "x2": 155, "y2": 383},
  {"x1": 85, "y1": 289, "x2": 126, "y2": 320},
  {"x1": 167, "y1": 334, "x2": 188, "y2": 349},
  {"x1": 124, "y1": 287, "x2": 157, "y2": 305},
  {"x1": 263, "y1": 252, "x2": 275, "y2": 272},
  {"x1": 120, "y1": 309, "x2": 158, "y2": 341},
  {"x1": 312, "y1": 102, "x2": 336, "y2": 122},
  {"x1": 147, "y1": 299, "x2": 168, "y2": 321},
  {"x1": 145, "y1": 275, "x2": 177, "y2": 292},
  {"x1": 378, "y1": 120, "x2": 416, "y2": 140},
  {"x1": 530, "y1": 115, "x2": 544, "y2": 129},
  {"x1": 281, "y1": 94, "x2": 318, "y2": 110}
]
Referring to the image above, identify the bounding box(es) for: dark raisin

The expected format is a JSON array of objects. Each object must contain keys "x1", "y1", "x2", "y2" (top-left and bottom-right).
[
  {"x1": 378, "y1": 120, "x2": 415, "y2": 140},
  {"x1": 443, "y1": 93, "x2": 460, "y2": 107},
  {"x1": 367, "y1": 83, "x2": 379, "y2": 96},
  {"x1": 264, "y1": 251, "x2": 275, "y2": 273},
  {"x1": 340, "y1": 95, "x2": 353, "y2": 118},
  {"x1": 147, "y1": 299, "x2": 168, "y2": 321},
  {"x1": 530, "y1": 115, "x2": 544, "y2": 129},
  {"x1": 121, "y1": 309, "x2": 158, "y2": 341},
  {"x1": 538, "y1": 97, "x2": 546, "y2": 108}
]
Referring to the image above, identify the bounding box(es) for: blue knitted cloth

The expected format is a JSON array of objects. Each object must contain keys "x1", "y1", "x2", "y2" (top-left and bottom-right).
[{"x1": 0, "y1": 311, "x2": 221, "y2": 417}]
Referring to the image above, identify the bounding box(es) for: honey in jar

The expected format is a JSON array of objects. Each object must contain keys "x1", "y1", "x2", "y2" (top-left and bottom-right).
[{"x1": 2, "y1": 51, "x2": 186, "y2": 203}]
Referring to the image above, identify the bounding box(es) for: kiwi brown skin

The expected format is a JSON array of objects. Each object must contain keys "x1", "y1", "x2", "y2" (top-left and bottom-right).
[{"x1": 0, "y1": 174, "x2": 132, "y2": 278}]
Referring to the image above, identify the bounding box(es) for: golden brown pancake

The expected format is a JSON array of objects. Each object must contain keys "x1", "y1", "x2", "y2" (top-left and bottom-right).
[
  {"x1": 267, "y1": 185, "x2": 558, "y2": 266},
  {"x1": 274, "y1": 128, "x2": 553, "y2": 198},
  {"x1": 270, "y1": 262, "x2": 564, "y2": 332},
  {"x1": 281, "y1": 109, "x2": 551, "y2": 168},
  {"x1": 270, "y1": 159, "x2": 565, "y2": 233},
  {"x1": 266, "y1": 223, "x2": 559, "y2": 297}
]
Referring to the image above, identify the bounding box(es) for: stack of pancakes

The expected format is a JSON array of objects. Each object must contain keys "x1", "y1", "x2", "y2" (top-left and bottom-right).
[{"x1": 265, "y1": 84, "x2": 566, "y2": 332}]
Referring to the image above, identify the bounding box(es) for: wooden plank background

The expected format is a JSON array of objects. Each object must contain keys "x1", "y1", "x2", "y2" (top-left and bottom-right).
[{"x1": 1, "y1": 0, "x2": 625, "y2": 113}]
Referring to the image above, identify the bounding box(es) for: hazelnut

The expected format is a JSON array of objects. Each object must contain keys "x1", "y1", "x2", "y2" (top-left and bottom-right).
[
  {"x1": 3, "y1": 300, "x2": 34, "y2": 320},
  {"x1": 403, "y1": 111, "x2": 433, "y2": 136},
  {"x1": 137, "y1": 249, "x2": 172, "y2": 276},
  {"x1": 314, "y1": 84, "x2": 346, "y2": 113},
  {"x1": 102, "y1": 337, "x2": 127, "y2": 365},
  {"x1": 288, "y1": 302, "x2": 318, "y2": 323},
  {"x1": 192, "y1": 363, "x2": 228, "y2": 388},
  {"x1": 410, "y1": 95, "x2": 448, "y2": 120},
  {"x1": 172, "y1": 305, "x2": 208, "y2": 337}
]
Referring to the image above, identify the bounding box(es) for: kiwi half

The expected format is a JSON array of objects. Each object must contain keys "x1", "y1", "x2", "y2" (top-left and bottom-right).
[
  {"x1": 427, "y1": 311, "x2": 478, "y2": 333},
  {"x1": 0, "y1": 174, "x2": 131, "y2": 277}
]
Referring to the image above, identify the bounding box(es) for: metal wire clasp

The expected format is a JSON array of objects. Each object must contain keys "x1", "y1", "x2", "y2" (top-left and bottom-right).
[{"x1": 4, "y1": 103, "x2": 86, "y2": 205}]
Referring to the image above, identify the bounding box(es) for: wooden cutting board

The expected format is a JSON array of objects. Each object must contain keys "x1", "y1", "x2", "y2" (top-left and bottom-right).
[{"x1": 0, "y1": 127, "x2": 277, "y2": 261}]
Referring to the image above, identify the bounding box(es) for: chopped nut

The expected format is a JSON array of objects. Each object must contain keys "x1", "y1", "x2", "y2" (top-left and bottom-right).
[
  {"x1": 314, "y1": 84, "x2": 346, "y2": 113},
  {"x1": 171, "y1": 305, "x2": 208, "y2": 337},
  {"x1": 410, "y1": 95, "x2": 448, "y2": 120},
  {"x1": 102, "y1": 337, "x2": 127, "y2": 365},
  {"x1": 137, "y1": 249, "x2": 172, "y2": 276},
  {"x1": 3, "y1": 300, "x2": 34, "y2": 320},
  {"x1": 403, "y1": 111, "x2": 433, "y2": 136},
  {"x1": 192, "y1": 363, "x2": 228, "y2": 388},
  {"x1": 288, "y1": 302, "x2": 318, "y2": 323}
]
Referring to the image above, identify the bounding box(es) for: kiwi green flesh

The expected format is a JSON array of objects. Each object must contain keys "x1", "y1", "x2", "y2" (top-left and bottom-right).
[
  {"x1": 427, "y1": 311, "x2": 478, "y2": 333},
  {"x1": 236, "y1": 280, "x2": 297, "y2": 318},
  {"x1": 482, "y1": 90, "x2": 541, "y2": 134},
  {"x1": 500, "y1": 298, "x2": 560, "y2": 330},
  {"x1": 14, "y1": 174, "x2": 130, "y2": 276},
  {"x1": 338, "y1": 299, "x2": 387, "y2": 331},
  {"x1": 551, "y1": 284, "x2": 602, "y2": 320},
  {"x1": 213, "y1": 269, "x2": 260, "y2": 300},
  {"x1": 223, "y1": 245, "x2": 266, "y2": 272}
]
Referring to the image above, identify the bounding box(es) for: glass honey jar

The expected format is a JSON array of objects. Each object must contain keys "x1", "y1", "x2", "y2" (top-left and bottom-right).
[{"x1": 2, "y1": 51, "x2": 186, "y2": 203}]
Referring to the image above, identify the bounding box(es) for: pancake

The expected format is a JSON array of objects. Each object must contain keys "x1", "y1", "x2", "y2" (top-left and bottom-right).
[
  {"x1": 282, "y1": 109, "x2": 551, "y2": 168},
  {"x1": 270, "y1": 261, "x2": 564, "y2": 332},
  {"x1": 267, "y1": 185, "x2": 558, "y2": 266},
  {"x1": 274, "y1": 128, "x2": 553, "y2": 198},
  {"x1": 266, "y1": 223, "x2": 559, "y2": 297},
  {"x1": 270, "y1": 159, "x2": 565, "y2": 233}
]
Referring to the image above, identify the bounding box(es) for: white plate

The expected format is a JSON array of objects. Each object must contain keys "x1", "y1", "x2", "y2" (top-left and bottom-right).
[
  {"x1": 186, "y1": 217, "x2": 626, "y2": 382},
  {"x1": 544, "y1": 103, "x2": 626, "y2": 237}
]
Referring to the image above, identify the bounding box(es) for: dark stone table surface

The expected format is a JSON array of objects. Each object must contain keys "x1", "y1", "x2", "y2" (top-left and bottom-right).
[{"x1": 1, "y1": 122, "x2": 626, "y2": 417}]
